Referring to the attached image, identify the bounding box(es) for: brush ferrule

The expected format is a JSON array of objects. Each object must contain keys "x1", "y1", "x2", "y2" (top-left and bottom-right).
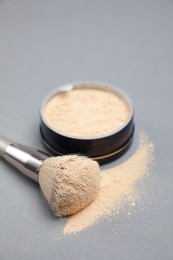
[{"x1": 0, "y1": 138, "x2": 49, "y2": 182}]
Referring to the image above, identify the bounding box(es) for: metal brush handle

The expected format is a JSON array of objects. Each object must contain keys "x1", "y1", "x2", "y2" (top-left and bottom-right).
[{"x1": 0, "y1": 136, "x2": 49, "y2": 182}]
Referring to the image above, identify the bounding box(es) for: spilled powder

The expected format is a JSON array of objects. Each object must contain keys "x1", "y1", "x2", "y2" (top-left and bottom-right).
[
  {"x1": 44, "y1": 88, "x2": 130, "y2": 137},
  {"x1": 64, "y1": 132, "x2": 154, "y2": 234}
]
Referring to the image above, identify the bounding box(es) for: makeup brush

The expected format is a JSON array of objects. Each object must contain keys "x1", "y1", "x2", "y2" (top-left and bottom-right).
[{"x1": 0, "y1": 136, "x2": 100, "y2": 216}]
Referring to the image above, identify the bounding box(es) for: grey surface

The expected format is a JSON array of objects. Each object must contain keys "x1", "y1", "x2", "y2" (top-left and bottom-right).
[{"x1": 0, "y1": 0, "x2": 173, "y2": 259}]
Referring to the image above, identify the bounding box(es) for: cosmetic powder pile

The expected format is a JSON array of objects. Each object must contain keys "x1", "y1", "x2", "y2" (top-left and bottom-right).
[
  {"x1": 63, "y1": 132, "x2": 154, "y2": 234},
  {"x1": 44, "y1": 87, "x2": 130, "y2": 137}
]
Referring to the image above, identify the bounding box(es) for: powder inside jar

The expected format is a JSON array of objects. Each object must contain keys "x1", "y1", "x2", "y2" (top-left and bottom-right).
[{"x1": 44, "y1": 87, "x2": 130, "y2": 137}]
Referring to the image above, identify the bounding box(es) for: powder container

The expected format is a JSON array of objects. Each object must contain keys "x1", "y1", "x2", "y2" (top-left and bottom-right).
[{"x1": 40, "y1": 82, "x2": 135, "y2": 164}]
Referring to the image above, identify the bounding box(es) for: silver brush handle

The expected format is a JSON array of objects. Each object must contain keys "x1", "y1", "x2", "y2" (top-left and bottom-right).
[{"x1": 0, "y1": 136, "x2": 49, "y2": 182}]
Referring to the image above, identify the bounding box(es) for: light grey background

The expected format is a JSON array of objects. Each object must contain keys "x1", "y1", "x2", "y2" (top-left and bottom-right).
[{"x1": 0, "y1": 0, "x2": 173, "y2": 259}]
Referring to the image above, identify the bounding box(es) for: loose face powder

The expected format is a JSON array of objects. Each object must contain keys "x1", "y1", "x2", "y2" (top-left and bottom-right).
[
  {"x1": 44, "y1": 87, "x2": 130, "y2": 138},
  {"x1": 63, "y1": 131, "x2": 154, "y2": 234},
  {"x1": 40, "y1": 83, "x2": 134, "y2": 163}
]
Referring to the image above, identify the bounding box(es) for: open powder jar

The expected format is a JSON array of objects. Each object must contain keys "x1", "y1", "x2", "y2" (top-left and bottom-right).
[{"x1": 40, "y1": 82, "x2": 134, "y2": 164}]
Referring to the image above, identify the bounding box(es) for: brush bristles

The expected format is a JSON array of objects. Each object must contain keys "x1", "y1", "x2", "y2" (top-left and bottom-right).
[{"x1": 38, "y1": 155, "x2": 100, "y2": 217}]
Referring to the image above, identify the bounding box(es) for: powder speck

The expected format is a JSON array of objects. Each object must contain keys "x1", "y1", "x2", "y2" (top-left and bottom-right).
[
  {"x1": 64, "y1": 132, "x2": 154, "y2": 234},
  {"x1": 39, "y1": 155, "x2": 100, "y2": 216},
  {"x1": 44, "y1": 88, "x2": 130, "y2": 137}
]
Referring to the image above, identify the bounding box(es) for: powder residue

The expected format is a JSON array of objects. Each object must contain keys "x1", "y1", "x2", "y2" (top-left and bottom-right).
[
  {"x1": 64, "y1": 132, "x2": 154, "y2": 234},
  {"x1": 39, "y1": 155, "x2": 100, "y2": 216},
  {"x1": 44, "y1": 87, "x2": 130, "y2": 137}
]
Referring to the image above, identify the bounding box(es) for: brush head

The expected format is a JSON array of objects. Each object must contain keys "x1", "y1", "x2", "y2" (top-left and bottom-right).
[{"x1": 38, "y1": 155, "x2": 100, "y2": 216}]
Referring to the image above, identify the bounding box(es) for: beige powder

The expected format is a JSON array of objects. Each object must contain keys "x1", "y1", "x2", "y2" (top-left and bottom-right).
[
  {"x1": 44, "y1": 88, "x2": 130, "y2": 137},
  {"x1": 39, "y1": 155, "x2": 100, "y2": 216},
  {"x1": 64, "y1": 132, "x2": 154, "y2": 234}
]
